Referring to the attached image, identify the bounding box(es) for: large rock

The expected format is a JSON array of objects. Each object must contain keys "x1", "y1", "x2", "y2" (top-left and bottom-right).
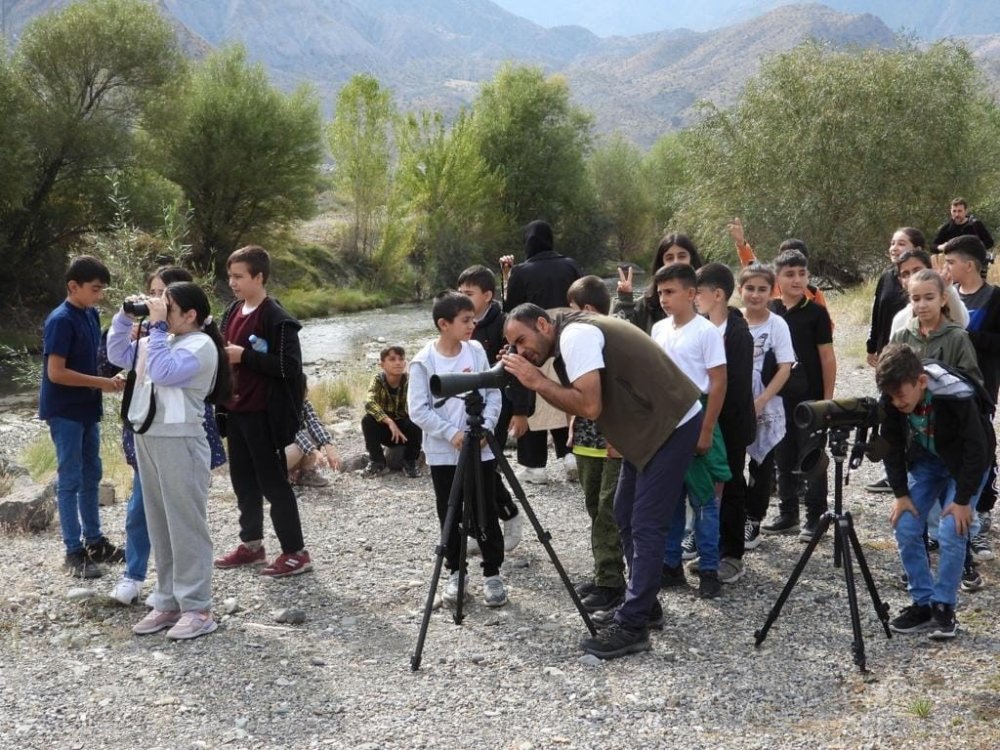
[{"x1": 0, "y1": 479, "x2": 56, "y2": 533}]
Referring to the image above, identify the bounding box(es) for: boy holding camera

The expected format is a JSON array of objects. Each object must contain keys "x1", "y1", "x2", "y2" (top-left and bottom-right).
[
  {"x1": 407, "y1": 291, "x2": 507, "y2": 608},
  {"x1": 877, "y1": 343, "x2": 991, "y2": 638}
]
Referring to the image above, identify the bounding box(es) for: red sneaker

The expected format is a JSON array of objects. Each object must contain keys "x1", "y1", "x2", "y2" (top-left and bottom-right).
[
  {"x1": 260, "y1": 550, "x2": 313, "y2": 578},
  {"x1": 214, "y1": 543, "x2": 266, "y2": 569}
]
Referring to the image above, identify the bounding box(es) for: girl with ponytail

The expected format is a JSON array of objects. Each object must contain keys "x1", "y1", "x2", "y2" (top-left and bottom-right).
[{"x1": 107, "y1": 281, "x2": 232, "y2": 640}]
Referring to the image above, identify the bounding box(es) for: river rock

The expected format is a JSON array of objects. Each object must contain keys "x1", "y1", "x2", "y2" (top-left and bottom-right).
[
  {"x1": 274, "y1": 608, "x2": 307, "y2": 624},
  {"x1": 0, "y1": 479, "x2": 56, "y2": 532},
  {"x1": 385, "y1": 445, "x2": 405, "y2": 471}
]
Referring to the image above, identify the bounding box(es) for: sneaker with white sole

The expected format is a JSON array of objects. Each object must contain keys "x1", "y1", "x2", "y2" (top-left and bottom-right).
[
  {"x1": 132, "y1": 608, "x2": 182, "y2": 635},
  {"x1": 109, "y1": 576, "x2": 143, "y2": 606},
  {"x1": 260, "y1": 550, "x2": 313, "y2": 578},
  {"x1": 442, "y1": 570, "x2": 469, "y2": 606},
  {"x1": 483, "y1": 575, "x2": 508, "y2": 607},
  {"x1": 563, "y1": 454, "x2": 578, "y2": 482},
  {"x1": 166, "y1": 610, "x2": 218, "y2": 641},
  {"x1": 718, "y1": 557, "x2": 746, "y2": 584},
  {"x1": 744, "y1": 519, "x2": 762, "y2": 550},
  {"x1": 519, "y1": 466, "x2": 548, "y2": 484},
  {"x1": 503, "y1": 513, "x2": 524, "y2": 552},
  {"x1": 970, "y1": 533, "x2": 994, "y2": 562}
]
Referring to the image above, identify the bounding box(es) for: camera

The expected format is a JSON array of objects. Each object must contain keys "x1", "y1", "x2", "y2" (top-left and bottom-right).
[
  {"x1": 794, "y1": 397, "x2": 883, "y2": 433},
  {"x1": 431, "y1": 359, "x2": 514, "y2": 399},
  {"x1": 122, "y1": 299, "x2": 150, "y2": 317}
]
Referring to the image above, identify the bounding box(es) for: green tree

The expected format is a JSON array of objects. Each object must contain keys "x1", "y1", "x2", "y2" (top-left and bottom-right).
[
  {"x1": 328, "y1": 74, "x2": 395, "y2": 259},
  {"x1": 387, "y1": 110, "x2": 505, "y2": 291},
  {"x1": 469, "y1": 65, "x2": 597, "y2": 258},
  {"x1": 155, "y1": 45, "x2": 323, "y2": 282},
  {"x1": 589, "y1": 133, "x2": 655, "y2": 262},
  {"x1": 643, "y1": 131, "x2": 691, "y2": 241},
  {"x1": 0, "y1": 0, "x2": 183, "y2": 304},
  {"x1": 680, "y1": 41, "x2": 1000, "y2": 282}
]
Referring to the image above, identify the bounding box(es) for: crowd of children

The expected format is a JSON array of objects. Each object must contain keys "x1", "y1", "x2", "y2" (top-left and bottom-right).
[{"x1": 41, "y1": 208, "x2": 998, "y2": 652}]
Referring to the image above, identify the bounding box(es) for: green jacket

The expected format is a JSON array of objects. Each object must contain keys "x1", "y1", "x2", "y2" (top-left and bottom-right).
[{"x1": 890, "y1": 319, "x2": 984, "y2": 386}]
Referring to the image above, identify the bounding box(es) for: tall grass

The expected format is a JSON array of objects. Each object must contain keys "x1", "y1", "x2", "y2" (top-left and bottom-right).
[
  {"x1": 308, "y1": 368, "x2": 372, "y2": 421},
  {"x1": 279, "y1": 285, "x2": 390, "y2": 321},
  {"x1": 20, "y1": 419, "x2": 134, "y2": 497}
]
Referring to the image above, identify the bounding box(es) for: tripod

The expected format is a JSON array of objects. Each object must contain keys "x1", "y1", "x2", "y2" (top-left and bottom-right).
[
  {"x1": 754, "y1": 426, "x2": 892, "y2": 672},
  {"x1": 410, "y1": 390, "x2": 595, "y2": 671}
]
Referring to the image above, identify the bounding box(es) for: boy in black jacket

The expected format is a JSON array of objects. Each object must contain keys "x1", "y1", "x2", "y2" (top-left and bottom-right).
[
  {"x1": 877, "y1": 344, "x2": 992, "y2": 639},
  {"x1": 214, "y1": 245, "x2": 311, "y2": 578},
  {"x1": 695, "y1": 263, "x2": 755, "y2": 583},
  {"x1": 944, "y1": 235, "x2": 1000, "y2": 564},
  {"x1": 457, "y1": 265, "x2": 522, "y2": 551}
]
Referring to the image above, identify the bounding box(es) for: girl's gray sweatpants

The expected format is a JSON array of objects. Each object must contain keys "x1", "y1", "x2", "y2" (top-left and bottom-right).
[{"x1": 135, "y1": 434, "x2": 213, "y2": 612}]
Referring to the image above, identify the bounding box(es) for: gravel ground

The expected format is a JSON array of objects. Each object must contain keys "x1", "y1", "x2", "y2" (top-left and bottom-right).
[{"x1": 1, "y1": 320, "x2": 999, "y2": 750}]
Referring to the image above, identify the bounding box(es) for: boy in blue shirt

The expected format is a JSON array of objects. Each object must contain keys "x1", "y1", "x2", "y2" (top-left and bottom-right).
[
  {"x1": 40, "y1": 255, "x2": 125, "y2": 579},
  {"x1": 877, "y1": 343, "x2": 991, "y2": 639}
]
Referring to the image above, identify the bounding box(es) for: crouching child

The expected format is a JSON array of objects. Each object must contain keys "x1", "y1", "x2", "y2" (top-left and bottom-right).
[{"x1": 877, "y1": 343, "x2": 993, "y2": 639}]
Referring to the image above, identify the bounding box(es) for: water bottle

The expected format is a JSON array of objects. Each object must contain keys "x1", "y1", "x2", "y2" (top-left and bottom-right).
[{"x1": 249, "y1": 334, "x2": 268, "y2": 353}]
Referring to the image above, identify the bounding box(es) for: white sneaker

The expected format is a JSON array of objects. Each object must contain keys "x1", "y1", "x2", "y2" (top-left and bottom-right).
[
  {"x1": 503, "y1": 513, "x2": 524, "y2": 552},
  {"x1": 563, "y1": 454, "x2": 578, "y2": 482},
  {"x1": 109, "y1": 576, "x2": 142, "y2": 606},
  {"x1": 483, "y1": 575, "x2": 508, "y2": 607},
  {"x1": 442, "y1": 570, "x2": 468, "y2": 605},
  {"x1": 520, "y1": 467, "x2": 548, "y2": 484}
]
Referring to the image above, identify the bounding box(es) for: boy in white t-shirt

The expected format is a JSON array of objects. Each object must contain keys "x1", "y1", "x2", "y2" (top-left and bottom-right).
[
  {"x1": 651, "y1": 264, "x2": 731, "y2": 598},
  {"x1": 407, "y1": 291, "x2": 507, "y2": 608}
]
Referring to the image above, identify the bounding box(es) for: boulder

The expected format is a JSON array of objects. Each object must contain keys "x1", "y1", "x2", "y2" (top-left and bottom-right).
[{"x1": 0, "y1": 479, "x2": 56, "y2": 532}]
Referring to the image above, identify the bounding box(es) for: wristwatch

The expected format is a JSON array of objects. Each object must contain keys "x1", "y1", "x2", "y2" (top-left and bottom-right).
[{"x1": 149, "y1": 321, "x2": 169, "y2": 333}]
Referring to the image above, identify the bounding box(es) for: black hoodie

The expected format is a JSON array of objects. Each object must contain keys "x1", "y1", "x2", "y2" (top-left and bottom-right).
[
  {"x1": 717, "y1": 307, "x2": 756, "y2": 449},
  {"x1": 503, "y1": 220, "x2": 583, "y2": 312}
]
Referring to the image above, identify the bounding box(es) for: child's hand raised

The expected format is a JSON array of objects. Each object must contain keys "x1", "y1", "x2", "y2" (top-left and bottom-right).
[{"x1": 617, "y1": 265, "x2": 633, "y2": 294}]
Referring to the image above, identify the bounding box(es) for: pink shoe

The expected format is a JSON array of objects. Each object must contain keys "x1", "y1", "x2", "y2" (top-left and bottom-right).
[
  {"x1": 166, "y1": 610, "x2": 218, "y2": 640},
  {"x1": 133, "y1": 609, "x2": 181, "y2": 635}
]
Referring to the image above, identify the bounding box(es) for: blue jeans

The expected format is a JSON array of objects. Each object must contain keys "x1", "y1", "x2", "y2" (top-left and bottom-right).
[
  {"x1": 896, "y1": 456, "x2": 985, "y2": 607},
  {"x1": 124, "y1": 469, "x2": 150, "y2": 581},
  {"x1": 48, "y1": 417, "x2": 103, "y2": 554},
  {"x1": 664, "y1": 495, "x2": 720, "y2": 571}
]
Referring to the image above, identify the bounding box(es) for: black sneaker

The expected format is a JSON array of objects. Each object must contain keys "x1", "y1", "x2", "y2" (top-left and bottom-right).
[
  {"x1": 581, "y1": 586, "x2": 626, "y2": 613},
  {"x1": 762, "y1": 512, "x2": 800, "y2": 535},
  {"x1": 580, "y1": 622, "x2": 651, "y2": 659},
  {"x1": 574, "y1": 579, "x2": 597, "y2": 598},
  {"x1": 969, "y1": 533, "x2": 994, "y2": 562},
  {"x1": 64, "y1": 550, "x2": 105, "y2": 579},
  {"x1": 798, "y1": 516, "x2": 821, "y2": 543},
  {"x1": 402, "y1": 460, "x2": 422, "y2": 479},
  {"x1": 744, "y1": 519, "x2": 762, "y2": 550},
  {"x1": 647, "y1": 598, "x2": 664, "y2": 631},
  {"x1": 927, "y1": 602, "x2": 958, "y2": 640},
  {"x1": 681, "y1": 530, "x2": 698, "y2": 561},
  {"x1": 864, "y1": 477, "x2": 893, "y2": 493},
  {"x1": 961, "y1": 566, "x2": 985, "y2": 592},
  {"x1": 925, "y1": 537, "x2": 940, "y2": 553},
  {"x1": 363, "y1": 459, "x2": 387, "y2": 476},
  {"x1": 85, "y1": 537, "x2": 124, "y2": 564},
  {"x1": 660, "y1": 563, "x2": 687, "y2": 589},
  {"x1": 698, "y1": 570, "x2": 722, "y2": 599},
  {"x1": 889, "y1": 603, "x2": 933, "y2": 634}
]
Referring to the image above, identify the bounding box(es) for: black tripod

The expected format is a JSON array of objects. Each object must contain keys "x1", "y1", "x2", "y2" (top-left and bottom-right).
[
  {"x1": 410, "y1": 390, "x2": 595, "y2": 671},
  {"x1": 754, "y1": 426, "x2": 892, "y2": 672}
]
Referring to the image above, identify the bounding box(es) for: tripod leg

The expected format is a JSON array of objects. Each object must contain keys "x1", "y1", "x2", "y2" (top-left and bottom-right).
[
  {"x1": 410, "y1": 440, "x2": 473, "y2": 670},
  {"x1": 837, "y1": 516, "x2": 868, "y2": 672},
  {"x1": 455, "y1": 438, "x2": 484, "y2": 624},
  {"x1": 486, "y1": 431, "x2": 597, "y2": 635},
  {"x1": 755, "y1": 513, "x2": 833, "y2": 647},
  {"x1": 844, "y1": 513, "x2": 892, "y2": 638}
]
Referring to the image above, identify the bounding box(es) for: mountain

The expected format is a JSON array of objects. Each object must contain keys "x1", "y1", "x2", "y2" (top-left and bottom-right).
[
  {"x1": 4, "y1": 1, "x2": 999, "y2": 146},
  {"x1": 490, "y1": 1, "x2": 1000, "y2": 39}
]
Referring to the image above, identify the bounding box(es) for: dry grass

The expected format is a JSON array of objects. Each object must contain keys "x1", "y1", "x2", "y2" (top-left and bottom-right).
[
  {"x1": 308, "y1": 368, "x2": 371, "y2": 421},
  {"x1": 19, "y1": 421, "x2": 133, "y2": 497}
]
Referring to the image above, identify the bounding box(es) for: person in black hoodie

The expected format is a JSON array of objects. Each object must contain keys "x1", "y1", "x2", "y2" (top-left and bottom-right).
[
  {"x1": 864, "y1": 227, "x2": 925, "y2": 494},
  {"x1": 694, "y1": 263, "x2": 754, "y2": 583},
  {"x1": 500, "y1": 221, "x2": 582, "y2": 482},
  {"x1": 214, "y1": 245, "x2": 311, "y2": 578},
  {"x1": 457, "y1": 265, "x2": 522, "y2": 551},
  {"x1": 877, "y1": 344, "x2": 992, "y2": 639}
]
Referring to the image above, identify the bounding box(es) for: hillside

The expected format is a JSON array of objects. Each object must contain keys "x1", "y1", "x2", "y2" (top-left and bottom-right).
[
  {"x1": 491, "y1": 0, "x2": 1000, "y2": 39},
  {"x1": 5, "y1": 1, "x2": 1000, "y2": 146}
]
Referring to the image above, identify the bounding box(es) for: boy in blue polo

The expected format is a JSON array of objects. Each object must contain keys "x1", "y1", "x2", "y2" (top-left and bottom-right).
[{"x1": 40, "y1": 255, "x2": 125, "y2": 579}]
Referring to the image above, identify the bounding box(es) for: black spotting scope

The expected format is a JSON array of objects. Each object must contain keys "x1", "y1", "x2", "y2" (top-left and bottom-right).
[
  {"x1": 430, "y1": 359, "x2": 514, "y2": 399},
  {"x1": 794, "y1": 397, "x2": 883, "y2": 433}
]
